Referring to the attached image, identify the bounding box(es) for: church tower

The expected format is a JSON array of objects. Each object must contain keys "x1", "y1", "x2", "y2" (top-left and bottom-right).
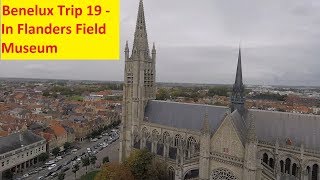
[
  {"x1": 119, "y1": 0, "x2": 156, "y2": 162},
  {"x1": 230, "y1": 47, "x2": 245, "y2": 115}
]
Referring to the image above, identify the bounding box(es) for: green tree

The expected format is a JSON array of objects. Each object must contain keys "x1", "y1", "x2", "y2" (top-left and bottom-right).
[
  {"x1": 148, "y1": 159, "x2": 168, "y2": 180},
  {"x1": 82, "y1": 157, "x2": 90, "y2": 173},
  {"x1": 42, "y1": 90, "x2": 50, "y2": 97},
  {"x1": 63, "y1": 142, "x2": 71, "y2": 150},
  {"x1": 156, "y1": 88, "x2": 170, "y2": 100},
  {"x1": 38, "y1": 152, "x2": 49, "y2": 162},
  {"x1": 52, "y1": 147, "x2": 60, "y2": 157},
  {"x1": 125, "y1": 149, "x2": 154, "y2": 180},
  {"x1": 72, "y1": 164, "x2": 80, "y2": 179},
  {"x1": 102, "y1": 156, "x2": 109, "y2": 164},
  {"x1": 58, "y1": 172, "x2": 65, "y2": 180},
  {"x1": 208, "y1": 86, "x2": 230, "y2": 97},
  {"x1": 90, "y1": 155, "x2": 98, "y2": 168}
]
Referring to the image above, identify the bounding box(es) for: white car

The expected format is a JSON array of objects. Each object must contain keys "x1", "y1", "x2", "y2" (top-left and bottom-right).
[
  {"x1": 22, "y1": 174, "x2": 29, "y2": 178},
  {"x1": 56, "y1": 156, "x2": 62, "y2": 160},
  {"x1": 37, "y1": 176, "x2": 44, "y2": 179},
  {"x1": 48, "y1": 164, "x2": 56, "y2": 170},
  {"x1": 71, "y1": 149, "x2": 78, "y2": 153},
  {"x1": 90, "y1": 138, "x2": 98, "y2": 142},
  {"x1": 45, "y1": 160, "x2": 55, "y2": 165}
]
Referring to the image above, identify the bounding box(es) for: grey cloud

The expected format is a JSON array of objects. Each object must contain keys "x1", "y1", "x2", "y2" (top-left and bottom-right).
[{"x1": 0, "y1": 0, "x2": 320, "y2": 86}]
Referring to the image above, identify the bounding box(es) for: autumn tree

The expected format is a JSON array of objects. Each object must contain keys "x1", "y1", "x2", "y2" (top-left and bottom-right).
[{"x1": 94, "y1": 162, "x2": 134, "y2": 180}]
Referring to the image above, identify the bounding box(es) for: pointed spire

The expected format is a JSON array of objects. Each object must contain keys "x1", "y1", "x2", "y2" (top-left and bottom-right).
[
  {"x1": 152, "y1": 42, "x2": 155, "y2": 50},
  {"x1": 125, "y1": 41, "x2": 129, "y2": 51},
  {"x1": 152, "y1": 42, "x2": 156, "y2": 53},
  {"x1": 230, "y1": 45, "x2": 245, "y2": 114},
  {"x1": 202, "y1": 108, "x2": 210, "y2": 134},
  {"x1": 132, "y1": 0, "x2": 149, "y2": 56},
  {"x1": 234, "y1": 46, "x2": 243, "y2": 87}
]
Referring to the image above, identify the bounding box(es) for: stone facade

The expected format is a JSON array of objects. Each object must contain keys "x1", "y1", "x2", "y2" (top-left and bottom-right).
[
  {"x1": 120, "y1": 1, "x2": 320, "y2": 180},
  {"x1": 0, "y1": 131, "x2": 46, "y2": 180}
]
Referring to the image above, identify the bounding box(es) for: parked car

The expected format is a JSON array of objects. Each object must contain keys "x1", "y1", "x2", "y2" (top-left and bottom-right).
[
  {"x1": 71, "y1": 149, "x2": 78, "y2": 153},
  {"x1": 56, "y1": 156, "x2": 62, "y2": 160},
  {"x1": 37, "y1": 176, "x2": 44, "y2": 179},
  {"x1": 45, "y1": 160, "x2": 55, "y2": 165},
  {"x1": 48, "y1": 164, "x2": 56, "y2": 170}
]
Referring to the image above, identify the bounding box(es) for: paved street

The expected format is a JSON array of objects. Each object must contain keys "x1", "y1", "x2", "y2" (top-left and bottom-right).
[{"x1": 22, "y1": 137, "x2": 119, "y2": 180}]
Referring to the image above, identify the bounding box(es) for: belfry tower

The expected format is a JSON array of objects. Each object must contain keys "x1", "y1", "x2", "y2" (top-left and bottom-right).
[{"x1": 119, "y1": 0, "x2": 156, "y2": 162}]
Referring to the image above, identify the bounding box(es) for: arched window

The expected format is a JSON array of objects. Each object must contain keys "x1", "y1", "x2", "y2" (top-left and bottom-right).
[
  {"x1": 262, "y1": 153, "x2": 268, "y2": 164},
  {"x1": 285, "y1": 158, "x2": 291, "y2": 174},
  {"x1": 152, "y1": 129, "x2": 159, "y2": 140},
  {"x1": 142, "y1": 127, "x2": 149, "y2": 138},
  {"x1": 269, "y1": 158, "x2": 274, "y2": 169},
  {"x1": 312, "y1": 164, "x2": 319, "y2": 180},
  {"x1": 292, "y1": 163, "x2": 297, "y2": 176},
  {"x1": 307, "y1": 166, "x2": 311, "y2": 175},
  {"x1": 280, "y1": 160, "x2": 284, "y2": 173},
  {"x1": 187, "y1": 136, "x2": 196, "y2": 149},
  {"x1": 184, "y1": 169, "x2": 199, "y2": 179},
  {"x1": 163, "y1": 132, "x2": 170, "y2": 144},
  {"x1": 174, "y1": 134, "x2": 181, "y2": 147},
  {"x1": 133, "y1": 134, "x2": 140, "y2": 149},
  {"x1": 168, "y1": 166, "x2": 175, "y2": 180}
]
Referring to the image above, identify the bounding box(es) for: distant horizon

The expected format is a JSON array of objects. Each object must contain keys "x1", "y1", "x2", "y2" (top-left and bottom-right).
[
  {"x1": 0, "y1": 76, "x2": 319, "y2": 88},
  {"x1": 1, "y1": 0, "x2": 320, "y2": 86}
]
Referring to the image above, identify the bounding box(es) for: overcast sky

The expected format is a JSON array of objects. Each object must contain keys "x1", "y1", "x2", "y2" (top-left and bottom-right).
[{"x1": 1, "y1": 0, "x2": 320, "y2": 86}]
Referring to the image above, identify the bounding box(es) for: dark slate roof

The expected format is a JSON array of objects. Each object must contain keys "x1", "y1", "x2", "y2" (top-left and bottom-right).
[
  {"x1": 250, "y1": 109, "x2": 320, "y2": 150},
  {"x1": 0, "y1": 131, "x2": 44, "y2": 154},
  {"x1": 144, "y1": 100, "x2": 228, "y2": 132}
]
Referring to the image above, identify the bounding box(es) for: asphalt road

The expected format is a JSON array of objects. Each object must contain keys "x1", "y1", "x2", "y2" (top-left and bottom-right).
[{"x1": 24, "y1": 137, "x2": 119, "y2": 180}]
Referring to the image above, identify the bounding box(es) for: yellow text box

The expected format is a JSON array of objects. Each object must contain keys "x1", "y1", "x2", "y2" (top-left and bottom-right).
[{"x1": 0, "y1": 0, "x2": 119, "y2": 60}]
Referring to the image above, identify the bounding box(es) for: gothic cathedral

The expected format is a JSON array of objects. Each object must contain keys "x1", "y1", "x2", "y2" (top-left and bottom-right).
[{"x1": 120, "y1": 1, "x2": 320, "y2": 180}]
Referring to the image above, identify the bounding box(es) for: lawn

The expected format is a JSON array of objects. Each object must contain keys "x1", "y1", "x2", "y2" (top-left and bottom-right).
[{"x1": 80, "y1": 171, "x2": 99, "y2": 180}]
